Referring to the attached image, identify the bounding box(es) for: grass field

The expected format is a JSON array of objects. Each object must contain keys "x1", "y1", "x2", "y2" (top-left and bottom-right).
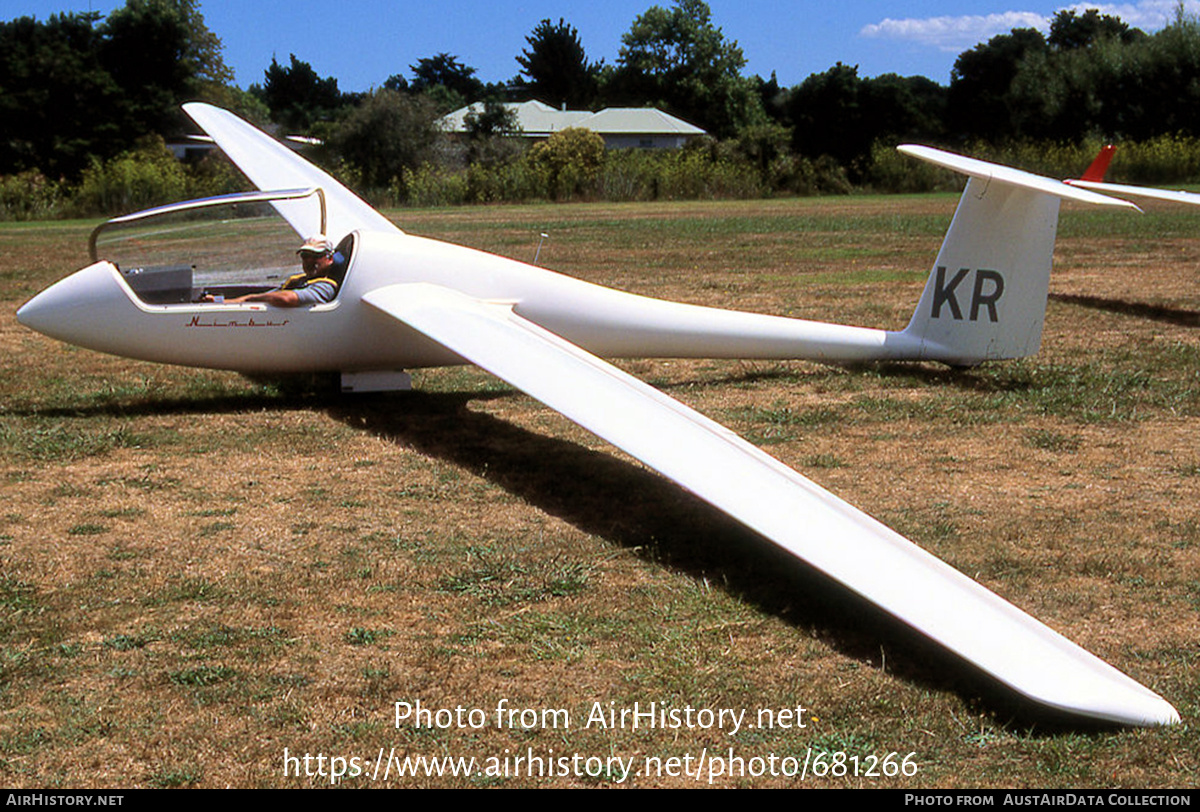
[{"x1": 0, "y1": 195, "x2": 1197, "y2": 788}]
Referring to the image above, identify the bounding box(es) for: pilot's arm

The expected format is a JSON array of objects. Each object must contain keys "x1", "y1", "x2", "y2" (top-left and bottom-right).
[
  {"x1": 205, "y1": 279, "x2": 336, "y2": 307},
  {"x1": 197, "y1": 289, "x2": 301, "y2": 306},
  {"x1": 229, "y1": 289, "x2": 303, "y2": 306}
]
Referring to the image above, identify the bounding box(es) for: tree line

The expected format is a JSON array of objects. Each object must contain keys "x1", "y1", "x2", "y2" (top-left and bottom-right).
[{"x1": 4, "y1": 0, "x2": 1200, "y2": 218}]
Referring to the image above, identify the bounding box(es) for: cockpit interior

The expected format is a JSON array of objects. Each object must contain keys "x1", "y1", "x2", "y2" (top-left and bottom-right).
[{"x1": 88, "y1": 187, "x2": 351, "y2": 306}]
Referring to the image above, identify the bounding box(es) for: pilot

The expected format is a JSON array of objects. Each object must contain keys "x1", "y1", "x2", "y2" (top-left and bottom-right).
[{"x1": 201, "y1": 235, "x2": 343, "y2": 306}]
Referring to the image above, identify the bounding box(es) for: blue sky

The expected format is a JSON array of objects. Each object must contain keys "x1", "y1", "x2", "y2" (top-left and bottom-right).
[{"x1": 9, "y1": 0, "x2": 1200, "y2": 90}]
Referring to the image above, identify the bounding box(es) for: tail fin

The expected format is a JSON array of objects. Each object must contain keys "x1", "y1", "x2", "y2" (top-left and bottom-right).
[
  {"x1": 896, "y1": 146, "x2": 1138, "y2": 365},
  {"x1": 1081, "y1": 144, "x2": 1117, "y2": 182}
]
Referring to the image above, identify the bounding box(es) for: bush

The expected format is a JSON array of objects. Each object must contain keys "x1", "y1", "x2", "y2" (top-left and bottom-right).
[
  {"x1": 864, "y1": 136, "x2": 1200, "y2": 192},
  {"x1": 598, "y1": 149, "x2": 661, "y2": 201},
  {"x1": 596, "y1": 146, "x2": 766, "y2": 202},
  {"x1": 773, "y1": 154, "x2": 854, "y2": 196},
  {"x1": 0, "y1": 171, "x2": 64, "y2": 220},
  {"x1": 909, "y1": 136, "x2": 1200, "y2": 186},
  {"x1": 865, "y1": 142, "x2": 962, "y2": 193},
  {"x1": 656, "y1": 148, "x2": 763, "y2": 199},
  {"x1": 465, "y1": 160, "x2": 543, "y2": 203},
  {"x1": 527, "y1": 128, "x2": 606, "y2": 200},
  {"x1": 15, "y1": 124, "x2": 1199, "y2": 220},
  {"x1": 1106, "y1": 134, "x2": 1200, "y2": 184},
  {"x1": 966, "y1": 140, "x2": 1102, "y2": 178},
  {"x1": 69, "y1": 136, "x2": 188, "y2": 216},
  {"x1": 398, "y1": 163, "x2": 468, "y2": 207},
  {"x1": 185, "y1": 151, "x2": 250, "y2": 200}
]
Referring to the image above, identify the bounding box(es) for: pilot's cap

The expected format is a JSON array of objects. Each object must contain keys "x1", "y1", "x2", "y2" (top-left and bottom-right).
[{"x1": 298, "y1": 235, "x2": 334, "y2": 256}]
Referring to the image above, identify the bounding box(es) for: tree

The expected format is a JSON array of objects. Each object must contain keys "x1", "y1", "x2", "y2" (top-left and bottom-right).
[
  {"x1": 860, "y1": 74, "x2": 947, "y2": 144},
  {"x1": 409, "y1": 53, "x2": 485, "y2": 112},
  {"x1": 0, "y1": 1, "x2": 232, "y2": 178},
  {"x1": 607, "y1": 0, "x2": 763, "y2": 138},
  {"x1": 201, "y1": 84, "x2": 272, "y2": 127},
  {"x1": 100, "y1": 0, "x2": 234, "y2": 143},
  {"x1": 0, "y1": 13, "x2": 118, "y2": 177},
  {"x1": 785, "y1": 63, "x2": 865, "y2": 167},
  {"x1": 516, "y1": 18, "x2": 599, "y2": 108},
  {"x1": 259, "y1": 54, "x2": 345, "y2": 132},
  {"x1": 1008, "y1": 12, "x2": 1199, "y2": 141},
  {"x1": 327, "y1": 89, "x2": 441, "y2": 189},
  {"x1": 781, "y1": 65, "x2": 946, "y2": 177},
  {"x1": 461, "y1": 101, "x2": 523, "y2": 167},
  {"x1": 1133, "y1": 14, "x2": 1200, "y2": 136},
  {"x1": 463, "y1": 101, "x2": 521, "y2": 140},
  {"x1": 947, "y1": 28, "x2": 1047, "y2": 140},
  {"x1": 101, "y1": 0, "x2": 195, "y2": 138},
  {"x1": 1048, "y1": 9, "x2": 1144, "y2": 50}
]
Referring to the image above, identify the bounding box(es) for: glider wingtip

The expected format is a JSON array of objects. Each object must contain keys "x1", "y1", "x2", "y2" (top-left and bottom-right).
[
  {"x1": 1109, "y1": 689, "x2": 1182, "y2": 726},
  {"x1": 1092, "y1": 689, "x2": 1181, "y2": 727},
  {"x1": 1154, "y1": 694, "x2": 1183, "y2": 726},
  {"x1": 182, "y1": 101, "x2": 223, "y2": 128},
  {"x1": 1034, "y1": 689, "x2": 1180, "y2": 727},
  {"x1": 896, "y1": 143, "x2": 934, "y2": 160},
  {"x1": 1131, "y1": 701, "x2": 1181, "y2": 727}
]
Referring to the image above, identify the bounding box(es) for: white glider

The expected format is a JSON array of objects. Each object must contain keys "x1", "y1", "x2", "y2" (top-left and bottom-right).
[{"x1": 16, "y1": 105, "x2": 1178, "y2": 726}]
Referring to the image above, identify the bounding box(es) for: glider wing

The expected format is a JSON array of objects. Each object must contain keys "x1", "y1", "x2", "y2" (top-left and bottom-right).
[
  {"x1": 363, "y1": 281, "x2": 1180, "y2": 727},
  {"x1": 183, "y1": 102, "x2": 400, "y2": 239}
]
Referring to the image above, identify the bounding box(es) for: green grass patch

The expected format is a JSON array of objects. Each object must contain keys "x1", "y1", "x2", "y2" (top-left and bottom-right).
[
  {"x1": 437, "y1": 547, "x2": 592, "y2": 607},
  {"x1": 0, "y1": 419, "x2": 145, "y2": 461}
]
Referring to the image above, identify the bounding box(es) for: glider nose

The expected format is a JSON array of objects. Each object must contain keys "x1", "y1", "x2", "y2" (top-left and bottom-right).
[
  {"x1": 17, "y1": 281, "x2": 71, "y2": 337},
  {"x1": 17, "y1": 261, "x2": 129, "y2": 347}
]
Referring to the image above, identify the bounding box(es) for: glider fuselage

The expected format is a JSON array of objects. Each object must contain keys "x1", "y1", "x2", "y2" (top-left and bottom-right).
[{"x1": 18, "y1": 228, "x2": 924, "y2": 374}]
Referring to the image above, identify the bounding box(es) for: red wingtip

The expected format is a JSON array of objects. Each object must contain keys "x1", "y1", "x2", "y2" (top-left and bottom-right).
[{"x1": 1081, "y1": 144, "x2": 1117, "y2": 182}]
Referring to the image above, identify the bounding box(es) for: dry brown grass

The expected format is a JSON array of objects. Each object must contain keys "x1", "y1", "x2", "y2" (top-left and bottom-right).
[{"x1": 0, "y1": 196, "x2": 1196, "y2": 788}]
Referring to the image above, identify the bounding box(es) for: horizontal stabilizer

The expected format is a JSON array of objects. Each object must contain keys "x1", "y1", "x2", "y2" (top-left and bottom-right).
[
  {"x1": 900, "y1": 145, "x2": 1141, "y2": 211},
  {"x1": 1067, "y1": 179, "x2": 1200, "y2": 206}
]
